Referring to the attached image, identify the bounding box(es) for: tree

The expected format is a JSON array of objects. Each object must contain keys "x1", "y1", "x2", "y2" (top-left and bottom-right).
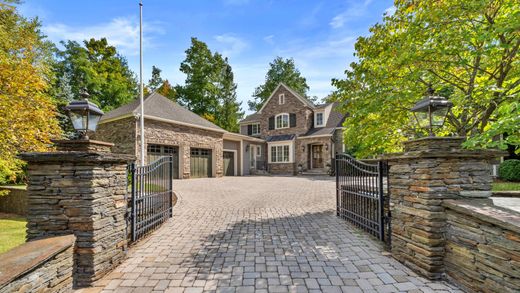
[
  {"x1": 148, "y1": 65, "x2": 163, "y2": 92},
  {"x1": 0, "y1": 2, "x2": 62, "y2": 183},
  {"x1": 215, "y1": 56, "x2": 244, "y2": 132},
  {"x1": 177, "y1": 37, "x2": 243, "y2": 131},
  {"x1": 332, "y1": 0, "x2": 520, "y2": 158},
  {"x1": 56, "y1": 38, "x2": 138, "y2": 111},
  {"x1": 249, "y1": 57, "x2": 310, "y2": 111},
  {"x1": 157, "y1": 79, "x2": 177, "y2": 101}
]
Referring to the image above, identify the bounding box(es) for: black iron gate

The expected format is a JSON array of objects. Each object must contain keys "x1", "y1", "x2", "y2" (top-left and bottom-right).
[
  {"x1": 335, "y1": 153, "x2": 390, "y2": 244},
  {"x1": 130, "y1": 156, "x2": 173, "y2": 242}
]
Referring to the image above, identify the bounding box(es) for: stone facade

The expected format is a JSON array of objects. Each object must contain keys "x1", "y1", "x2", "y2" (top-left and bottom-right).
[
  {"x1": 384, "y1": 137, "x2": 505, "y2": 280},
  {"x1": 443, "y1": 200, "x2": 520, "y2": 293},
  {"x1": 0, "y1": 235, "x2": 75, "y2": 293},
  {"x1": 97, "y1": 117, "x2": 224, "y2": 178},
  {"x1": 19, "y1": 142, "x2": 134, "y2": 287}
]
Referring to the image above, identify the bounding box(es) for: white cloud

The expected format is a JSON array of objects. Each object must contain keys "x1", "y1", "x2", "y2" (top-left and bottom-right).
[
  {"x1": 330, "y1": 0, "x2": 373, "y2": 29},
  {"x1": 44, "y1": 17, "x2": 164, "y2": 56},
  {"x1": 263, "y1": 35, "x2": 274, "y2": 45},
  {"x1": 214, "y1": 34, "x2": 248, "y2": 57}
]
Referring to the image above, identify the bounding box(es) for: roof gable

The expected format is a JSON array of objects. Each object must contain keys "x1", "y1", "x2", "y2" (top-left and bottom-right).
[
  {"x1": 100, "y1": 92, "x2": 224, "y2": 132},
  {"x1": 258, "y1": 83, "x2": 314, "y2": 114}
]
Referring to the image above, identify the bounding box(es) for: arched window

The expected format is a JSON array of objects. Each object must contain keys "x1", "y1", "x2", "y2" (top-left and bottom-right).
[{"x1": 275, "y1": 113, "x2": 289, "y2": 129}]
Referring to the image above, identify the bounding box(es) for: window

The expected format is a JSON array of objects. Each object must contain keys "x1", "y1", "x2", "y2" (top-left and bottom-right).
[
  {"x1": 256, "y1": 146, "x2": 262, "y2": 156},
  {"x1": 275, "y1": 113, "x2": 289, "y2": 129},
  {"x1": 251, "y1": 123, "x2": 260, "y2": 135},
  {"x1": 270, "y1": 145, "x2": 290, "y2": 163},
  {"x1": 147, "y1": 144, "x2": 177, "y2": 163},
  {"x1": 279, "y1": 94, "x2": 285, "y2": 105},
  {"x1": 316, "y1": 112, "x2": 324, "y2": 127}
]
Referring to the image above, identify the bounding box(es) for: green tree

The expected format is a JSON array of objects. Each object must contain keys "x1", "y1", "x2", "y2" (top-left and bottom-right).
[
  {"x1": 0, "y1": 1, "x2": 62, "y2": 183},
  {"x1": 249, "y1": 57, "x2": 310, "y2": 111},
  {"x1": 148, "y1": 65, "x2": 163, "y2": 92},
  {"x1": 177, "y1": 37, "x2": 243, "y2": 131},
  {"x1": 332, "y1": 0, "x2": 520, "y2": 158},
  {"x1": 215, "y1": 56, "x2": 244, "y2": 132},
  {"x1": 56, "y1": 38, "x2": 138, "y2": 111}
]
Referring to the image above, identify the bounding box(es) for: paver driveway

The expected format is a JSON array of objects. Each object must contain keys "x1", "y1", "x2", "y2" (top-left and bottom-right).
[{"x1": 85, "y1": 176, "x2": 461, "y2": 293}]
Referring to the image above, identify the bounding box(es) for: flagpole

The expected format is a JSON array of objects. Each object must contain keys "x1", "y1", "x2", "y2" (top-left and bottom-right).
[{"x1": 139, "y1": 0, "x2": 145, "y2": 165}]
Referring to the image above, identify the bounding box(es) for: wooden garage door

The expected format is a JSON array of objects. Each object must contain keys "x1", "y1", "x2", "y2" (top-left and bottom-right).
[
  {"x1": 190, "y1": 148, "x2": 212, "y2": 178},
  {"x1": 223, "y1": 151, "x2": 235, "y2": 176},
  {"x1": 147, "y1": 144, "x2": 179, "y2": 179}
]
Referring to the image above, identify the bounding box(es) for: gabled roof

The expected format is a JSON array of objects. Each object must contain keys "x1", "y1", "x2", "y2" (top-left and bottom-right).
[
  {"x1": 240, "y1": 113, "x2": 261, "y2": 124},
  {"x1": 258, "y1": 83, "x2": 315, "y2": 114},
  {"x1": 300, "y1": 102, "x2": 347, "y2": 138},
  {"x1": 266, "y1": 134, "x2": 295, "y2": 142},
  {"x1": 100, "y1": 92, "x2": 225, "y2": 132}
]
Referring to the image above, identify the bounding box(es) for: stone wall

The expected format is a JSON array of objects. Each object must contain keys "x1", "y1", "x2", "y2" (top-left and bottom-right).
[
  {"x1": 19, "y1": 148, "x2": 134, "y2": 287},
  {"x1": 443, "y1": 200, "x2": 520, "y2": 293},
  {"x1": 0, "y1": 186, "x2": 27, "y2": 215},
  {"x1": 384, "y1": 137, "x2": 502, "y2": 280},
  {"x1": 268, "y1": 162, "x2": 296, "y2": 175},
  {"x1": 141, "y1": 119, "x2": 224, "y2": 178},
  {"x1": 95, "y1": 117, "x2": 137, "y2": 155},
  {"x1": 0, "y1": 235, "x2": 75, "y2": 293}
]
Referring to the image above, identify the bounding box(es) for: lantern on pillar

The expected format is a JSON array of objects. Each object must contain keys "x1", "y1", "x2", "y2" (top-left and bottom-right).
[
  {"x1": 411, "y1": 88, "x2": 453, "y2": 136},
  {"x1": 64, "y1": 89, "x2": 104, "y2": 140}
]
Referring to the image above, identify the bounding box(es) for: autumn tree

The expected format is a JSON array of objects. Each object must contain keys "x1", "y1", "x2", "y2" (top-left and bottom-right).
[
  {"x1": 249, "y1": 57, "x2": 310, "y2": 111},
  {"x1": 332, "y1": 0, "x2": 520, "y2": 157},
  {"x1": 176, "y1": 37, "x2": 243, "y2": 131},
  {"x1": 147, "y1": 65, "x2": 176, "y2": 100},
  {"x1": 55, "y1": 38, "x2": 138, "y2": 111},
  {"x1": 0, "y1": 1, "x2": 62, "y2": 183}
]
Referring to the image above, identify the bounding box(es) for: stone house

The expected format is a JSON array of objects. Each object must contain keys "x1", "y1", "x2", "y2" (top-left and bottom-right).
[
  {"x1": 95, "y1": 92, "x2": 263, "y2": 179},
  {"x1": 239, "y1": 83, "x2": 347, "y2": 175}
]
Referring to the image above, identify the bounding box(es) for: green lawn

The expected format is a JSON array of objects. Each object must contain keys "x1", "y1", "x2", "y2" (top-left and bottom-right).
[
  {"x1": 0, "y1": 214, "x2": 26, "y2": 254},
  {"x1": 492, "y1": 182, "x2": 520, "y2": 192}
]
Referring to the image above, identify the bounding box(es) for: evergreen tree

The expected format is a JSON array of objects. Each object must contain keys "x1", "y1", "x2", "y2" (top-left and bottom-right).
[
  {"x1": 148, "y1": 65, "x2": 163, "y2": 92},
  {"x1": 249, "y1": 57, "x2": 310, "y2": 111},
  {"x1": 216, "y1": 56, "x2": 243, "y2": 132}
]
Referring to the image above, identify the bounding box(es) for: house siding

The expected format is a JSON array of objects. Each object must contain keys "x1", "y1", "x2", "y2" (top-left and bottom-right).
[
  {"x1": 223, "y1": 139, "x2": 241, "y2": 176},
  {"x1": 95, "y1": 117, "x2": 137, "y2": 156}
]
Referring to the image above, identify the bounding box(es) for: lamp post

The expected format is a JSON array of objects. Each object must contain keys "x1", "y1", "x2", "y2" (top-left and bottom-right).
[
  {"x1": 411, "y1": 88, "x2": 453, "y2": 137},
  {"x1": 64, "y1": 89, "x2": 104, "y2": 140}
]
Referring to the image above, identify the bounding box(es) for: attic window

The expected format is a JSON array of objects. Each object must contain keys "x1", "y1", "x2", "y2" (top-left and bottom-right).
[
  {"x1": 279, "y1": 94, "x2": 285, "y2": 105},
  {"x1": 315, "y1": 112, "x2": 324, "y2": 127}
]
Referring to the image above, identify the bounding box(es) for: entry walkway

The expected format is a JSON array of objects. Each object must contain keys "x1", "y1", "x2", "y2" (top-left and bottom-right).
[{"x1": 83, "y1": 176, "x2": 461, "y2": 293}]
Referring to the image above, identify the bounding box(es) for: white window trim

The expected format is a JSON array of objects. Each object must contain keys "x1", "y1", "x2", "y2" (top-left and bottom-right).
[
  {"x1": 251, "y1": 123, "x2": 260, "y2": 135},
  {"x1": 268, "y1": 141, "x2": 294, "y2": 163},
  {"x1": 275, "y1": 113, "x2": 289, "y2": 129},
  {"x1": 314, "y1": 111, "x2": 325, "y2": 127},
  {"x1": 278, "y1": 94, "x2": 285, "y2": 105}
]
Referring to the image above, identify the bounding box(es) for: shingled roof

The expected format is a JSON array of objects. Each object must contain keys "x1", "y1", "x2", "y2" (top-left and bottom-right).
[{"x1": 100, "y1": 92, "x2": 225, "y2": 132}]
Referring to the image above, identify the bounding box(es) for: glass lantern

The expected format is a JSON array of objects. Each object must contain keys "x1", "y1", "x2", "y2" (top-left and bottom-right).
[
  {"x1": 64, "y1": 89, "x2": 104, "y2": 139},
  {"x1": 411, "y1": 90, "x2": 453, "y2": 137}
]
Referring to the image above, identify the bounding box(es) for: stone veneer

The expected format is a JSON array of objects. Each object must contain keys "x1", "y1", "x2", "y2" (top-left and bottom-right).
[
  {"x1": 0, "y1": 235, "x2": 75, "y2": 293},
  {"x1": 443, "y1": 200, "x2": 520, "y2": 292},
  {"x1": 19, "y1": 140, "x2": 135, "y2": 287},
  {"x1": 96, "y1": 117, "x2": 224, "y2": 178},
  {"x1": 383, "y1": 137, "x2": 504, "y2": 280},
  {"x1": 296, "y1": 136, "x2": 333, "y2": 171}
]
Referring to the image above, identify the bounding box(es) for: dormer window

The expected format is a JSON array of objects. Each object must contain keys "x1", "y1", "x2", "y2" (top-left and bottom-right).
[
  {"x1": 279, "y1": 94, "x2": 285, "y2": 105},
  {"x1": 251, "y1": 123, "x2": 260, "y2": 135},
  {"x1": 275, "y1": 113, "x2": 289, "y2": 129},
  {"x1": 315, "y1": 112, "x2": 324, "y2": 127}
]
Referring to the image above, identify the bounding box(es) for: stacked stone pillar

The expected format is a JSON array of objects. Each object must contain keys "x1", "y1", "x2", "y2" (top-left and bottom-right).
[
  {"x1": 383, "y1": 137, "x2": 503, "y2": 280},
  {"x1": 19, "y1": 140, "x2": 135, "y2": 287}
]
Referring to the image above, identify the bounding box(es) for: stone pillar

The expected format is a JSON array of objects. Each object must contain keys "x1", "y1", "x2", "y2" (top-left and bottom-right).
[
  {"x1": 383, "y1": 137, "x2": 504, "y2": 280},
  {"x1": 19, "y1": 140, "x2": 135, "y2": 288}
]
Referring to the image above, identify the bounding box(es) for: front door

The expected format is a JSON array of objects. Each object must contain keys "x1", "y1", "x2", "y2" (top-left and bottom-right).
[{"x1": 311, "y1": 145, "x2": 324, "y2": 169}]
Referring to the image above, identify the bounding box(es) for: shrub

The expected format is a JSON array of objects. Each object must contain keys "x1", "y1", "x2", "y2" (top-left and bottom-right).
[{"x1": 498, "y1": 159, "x2": 520, "y2": 182}]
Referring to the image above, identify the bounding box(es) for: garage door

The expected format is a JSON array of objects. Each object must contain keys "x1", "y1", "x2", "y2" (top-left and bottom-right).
[
  {"x1": 190, "y1": 148, "x2": 212, "y2": 178},
  {"x1": 147, "y1": 144, "x2": 179, "y2": 179},
  {"x1": 223, "y1": 151, "x2": 235, "y2": 176}
]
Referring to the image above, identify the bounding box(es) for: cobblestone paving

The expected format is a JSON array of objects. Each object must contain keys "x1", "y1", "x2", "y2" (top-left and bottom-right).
[{"x1": 80, "y1": 176, "x2": 462, "y2": 293}]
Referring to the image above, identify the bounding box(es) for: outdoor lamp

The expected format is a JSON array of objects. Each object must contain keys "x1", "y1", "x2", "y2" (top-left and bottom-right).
[
  {"x1": 411, "y1": 88, "x2": 453, "y2": 136},
  {"x1": 64, "y1": 89, "x2": 104, "y2": 140}
]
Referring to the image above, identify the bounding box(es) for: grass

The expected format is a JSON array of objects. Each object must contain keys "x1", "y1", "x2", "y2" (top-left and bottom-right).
[
  {"x1": 0, "y1": 214, "x2": 26, "y2": 254},
  {"x1": 492, "y1": 182, "x2": 520, "y2": 192}
]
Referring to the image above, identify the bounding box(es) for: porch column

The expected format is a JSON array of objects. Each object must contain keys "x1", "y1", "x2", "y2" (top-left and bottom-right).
[
  {"x1": 20, "y1": 140, "x2": 135, "y2": 287},
  {"x1": 383, "y1": 137, "x2": 503, "y2": 279}
]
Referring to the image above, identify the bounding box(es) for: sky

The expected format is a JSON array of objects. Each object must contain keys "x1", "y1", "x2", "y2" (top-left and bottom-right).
[{"x1": 19, "y1": 0, "x2": 394, "y2": 114}]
